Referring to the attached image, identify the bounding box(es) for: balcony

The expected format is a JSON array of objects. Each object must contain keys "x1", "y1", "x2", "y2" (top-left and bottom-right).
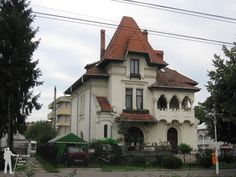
[
  {"x1": 56, "y1": 121, "x2": 70, "y2": 127},
  {"x1": 47, "y1": 112, "x2": 53, "y2": 120},
  {"x1": 154, "y1": 108, "x2": 195, "y2": 124},
  {"x1": 56, "y1": 108, "x2": 70, "y2": 116}
]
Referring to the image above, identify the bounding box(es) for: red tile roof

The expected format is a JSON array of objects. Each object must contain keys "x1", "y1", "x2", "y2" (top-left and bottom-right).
[
  {"x1": 96, "y1": 96, "x2": 112, "y2": 112},
  {"x1": 101, "y1": 16, "x2": 167, "y2": 66},
  {"x1": 150, "y1": 67, "x2": 200, "y2": 91},
  {"x1": 85, "y1": 65, "x2": 108, "y2": 76},
  {"x1": 64, "y1": 65, "x2": 109, "y2": 94},
  {"x1": 117, "y1": 111, "x2": 157, "y2": 123}
]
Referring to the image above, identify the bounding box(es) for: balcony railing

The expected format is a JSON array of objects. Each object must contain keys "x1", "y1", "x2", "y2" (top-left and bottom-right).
[
  {"x1": 56, "y1": 108, "x2": 70, "y2": 116},
  {"x1": 56, "y1": 121, "x2": 70, "y2": 127},
  {"x1": 154, "y1": 108, "x2": 195, "y2": 123}
]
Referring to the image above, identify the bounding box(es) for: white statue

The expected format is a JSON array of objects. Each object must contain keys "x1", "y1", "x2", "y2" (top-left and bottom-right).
[{"x1": 3, "y1": 147, "x2": 18, "y2": 174}]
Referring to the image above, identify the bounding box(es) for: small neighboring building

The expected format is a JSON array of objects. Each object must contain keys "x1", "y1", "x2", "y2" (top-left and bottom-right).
[
  {"x1": 65, "y1": 16, "x2": 200, "y2": 152},
  {"x1": 48, "y1": 96, "x2": 71, "y2": 135},
  {"x1": 197, "y1": 123, "x2": 215, "y2": 150},
  {"x1": 0, "y1": 132, "x2": 33, "y2": 155},
  {"x1": 197, "y1": 123, "x2": 231, "y2": 154}
]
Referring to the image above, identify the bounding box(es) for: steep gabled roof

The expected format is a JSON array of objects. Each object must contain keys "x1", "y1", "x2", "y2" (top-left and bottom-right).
[
  {"x1": 101, "y1": 16, "x2": 167, "y2": 67},
  {"x1": 96, "y1": 96, "x2": 112, "y2": 112},
  {"x1": 150, "y1": 67, "x2": 200, "y2": 91}
]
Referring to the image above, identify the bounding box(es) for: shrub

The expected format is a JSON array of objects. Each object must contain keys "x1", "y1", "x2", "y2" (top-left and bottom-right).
[
  {"x1": 37, "y1": 143, "x2": 58, "y2": 165},
  {"x1": 161, "y1": 155, "x2": 182, "y2": 169},
  {"x1": 195, "y1": 149, "x2": 212, "y2": 168},
  {"x1": 178, "y1": 143, "x2": 192, "y2": 163},
  {"x1": 127, "y1": 156, "x2": 146, "y2": 167},
  {"x1": 89, "y1": 140, "x2": 124, "y2": 165},
  {"x1": 145, "y1": 157, "x2": 157, "y2": 167}
]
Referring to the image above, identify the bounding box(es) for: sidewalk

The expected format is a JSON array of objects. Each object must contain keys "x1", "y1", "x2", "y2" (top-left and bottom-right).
[{"x1": 1, "y1": 157, "x2": 236, "y2": 177}]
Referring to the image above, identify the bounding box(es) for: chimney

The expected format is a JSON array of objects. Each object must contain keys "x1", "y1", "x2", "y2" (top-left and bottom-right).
[
  {"x1": 100, "y1": 29, "x2": 105, "y2": 59},
  {"x1": 143, "y1": 29, "x2": 148, "y2": 41}
]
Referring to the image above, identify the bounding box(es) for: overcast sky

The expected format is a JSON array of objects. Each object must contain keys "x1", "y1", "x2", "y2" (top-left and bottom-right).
[{"x1": 28, "y1": 0, "x2": 236, "y2": 122}]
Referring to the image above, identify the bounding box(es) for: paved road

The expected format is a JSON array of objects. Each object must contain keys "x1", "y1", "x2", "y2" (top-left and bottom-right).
[{"x1": 2, "y1": 168, "x2": 236, "y2": 177}]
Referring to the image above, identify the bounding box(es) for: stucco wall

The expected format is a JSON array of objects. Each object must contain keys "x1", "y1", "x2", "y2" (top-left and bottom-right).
[{"x1": 69, "y1": 52, "x2": 198, "y2": 148}]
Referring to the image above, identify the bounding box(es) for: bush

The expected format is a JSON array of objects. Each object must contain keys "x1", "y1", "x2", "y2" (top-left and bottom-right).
[
  {"x1": 89, "y1": 140, "x2": 124, "y2": 165},
  {"x1": 196, "y1": 149, "x2": 212, "y2": 168},
  {"x1": 127, "y1": 156, "x2": 146, "y2": 167},
  {"x1": 37, "y1": 143, "x2": 58, "y2": 165},
  {"x1": 161, "y1": 155, "x2": 182, "y2": 169}
]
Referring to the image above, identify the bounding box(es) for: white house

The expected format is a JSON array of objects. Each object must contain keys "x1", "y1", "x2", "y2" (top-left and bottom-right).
[{"x1": 65, "y1": 16, "x2": 200, "y2": 152}]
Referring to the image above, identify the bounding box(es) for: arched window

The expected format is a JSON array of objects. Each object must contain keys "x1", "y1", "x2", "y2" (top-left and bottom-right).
[
  {"x1": 104, "y1": 124, "x2": 108, "y2": 138},
  {"x1": 170, "y1": 96, "x2": 179, "y2": 110},
  {"x1": 157, "y1": 95, "x2": 167, "y2": 110},
  {"x1": 182, "y1": 96, "x2": 191, "y2": 111}
]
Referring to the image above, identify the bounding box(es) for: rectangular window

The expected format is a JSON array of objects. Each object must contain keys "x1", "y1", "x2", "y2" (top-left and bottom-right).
[
  {"x1": 136, "y1": 89, "x2": 143, "y2": 109},
  {"x1": 125, "y1": 88, "x2": 133, "y2": 109},
  {"x1": 130, "y1": 59, "x2": 139, "y2": 74}
]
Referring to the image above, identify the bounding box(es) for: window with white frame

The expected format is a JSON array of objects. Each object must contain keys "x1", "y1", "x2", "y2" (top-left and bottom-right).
[
  {"x1": 136, "y1": 89, "x2": 143, "y2": 109},
  {"x1": 125, "y1": 88, "x2": 133, "y2": 109}
]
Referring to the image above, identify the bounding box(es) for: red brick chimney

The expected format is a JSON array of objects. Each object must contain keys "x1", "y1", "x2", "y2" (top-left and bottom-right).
[
  {"x1": 100, "y1": 29, "x2": 105, "y2": 59},
  {"x1": 143, "y1": 29, "x2": 148, "y2": 41}
]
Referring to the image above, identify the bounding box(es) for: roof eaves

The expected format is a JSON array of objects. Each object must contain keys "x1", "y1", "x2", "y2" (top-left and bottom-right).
[
  {"x1": 64, "y1": 74, "x2": 109, "y2": 94},
  {"x1": 149, "y1": 85, "x2": 201, "y2": 92}
]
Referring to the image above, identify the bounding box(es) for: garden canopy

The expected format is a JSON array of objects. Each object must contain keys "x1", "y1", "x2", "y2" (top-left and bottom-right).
[
  {"x1": 49, "y1": 133, "x2": 88, "y2": 146},
  {"x1": 48, "y1": 133, "x2": 88, "y2": 160}
]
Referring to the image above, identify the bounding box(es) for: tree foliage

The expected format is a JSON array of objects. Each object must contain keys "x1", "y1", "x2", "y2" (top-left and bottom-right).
[
  {"x1": 0, "y1": 0, "x2": 42, "y2": 148},
  {"x1": 178, "y1": 143, "x2": 192, "y2": 163},
  {"x1": 194, "y1": 104, "x2": 206, "y2": 123},
  {"x1": 25, "y1": 121, "x2": 57, "y2": 144},
  {"x1": 202, "y1": 42, "x2": 236, "y2": 143}
]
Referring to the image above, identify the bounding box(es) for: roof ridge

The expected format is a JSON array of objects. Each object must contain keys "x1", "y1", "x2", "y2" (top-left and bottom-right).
[{"x1": 101, "y1": 16, "x2": 167, "y2": 66}]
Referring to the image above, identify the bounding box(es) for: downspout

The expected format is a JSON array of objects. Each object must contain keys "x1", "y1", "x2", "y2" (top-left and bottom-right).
[
  {"x1": 88, "y1": 85, "x2": 92, "y2": 143},
  {"x1": 76, "y1": 94, "x2": 79, "y2": 135}
]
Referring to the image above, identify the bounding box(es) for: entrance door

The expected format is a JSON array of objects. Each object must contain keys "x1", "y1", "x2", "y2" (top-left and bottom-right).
[
  {"x1": 167, "y1": 128, "x2": 178, "y2": 153},
  {"x1": 126, "y1": 126, "x2": 144, "y2": 145}
]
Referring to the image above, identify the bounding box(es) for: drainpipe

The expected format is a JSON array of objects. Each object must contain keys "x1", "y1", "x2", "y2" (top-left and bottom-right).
[
  {"x1": 88, "y1": 85, "x2": 92, "y2": 143},
  {"x1": 76, "y1": 94, "x2": 79, "y2": 135}
]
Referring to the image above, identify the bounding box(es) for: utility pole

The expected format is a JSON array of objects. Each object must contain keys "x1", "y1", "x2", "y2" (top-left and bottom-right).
[
  {"x1": 207, "y1": 112, "x2": 219, "y2": 175},
  {"x1": 53, "y1": 86, "x2": 57, "y2": 129},
  {"x1": 213, "y1": 115, "x2": 219, "y2": 175}
]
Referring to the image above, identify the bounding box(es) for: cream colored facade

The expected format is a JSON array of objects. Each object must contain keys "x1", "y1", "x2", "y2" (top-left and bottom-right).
[
  {"x1": 68, "y1": 53, "x2": 199, "y2": 150},
  {"x1": 48, "y1": 96, "x2": 71, "y2": 135},
  {"x1": 66, "y1": 16, "x2": 200, "y2": 152}
]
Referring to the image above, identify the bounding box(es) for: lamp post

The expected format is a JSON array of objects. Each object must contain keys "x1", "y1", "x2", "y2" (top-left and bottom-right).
[{"x1": 208, "y1": 113, "x2": 219, "y2": 175}]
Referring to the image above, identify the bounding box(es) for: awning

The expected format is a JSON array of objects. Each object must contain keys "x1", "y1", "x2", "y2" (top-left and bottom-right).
[{"x1": 116, "y1": 110, "x2": 157, "y2": 123}]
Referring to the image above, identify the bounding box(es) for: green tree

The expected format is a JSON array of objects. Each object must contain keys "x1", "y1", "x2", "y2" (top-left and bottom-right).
[
  {"x1": 25, "y1": 121, "x2": 57, "y2": 144},
  {"x1": 0, "y1": 0, "x2": 42, "y2": 149},
  {"x1": 178, "y1": 143, "x2": 192, "y2": 163},
  {"x1": 203, "y1": 42, "x2": 236, "y2": 143},
  {"x1": 194, "y1": 104, "x2": 206, "y2": 123}
]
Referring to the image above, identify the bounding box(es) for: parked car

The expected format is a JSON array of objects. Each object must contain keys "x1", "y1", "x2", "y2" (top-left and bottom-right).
[{"x1": 63, "y1": 146, "x2": 88, "y2": 166}]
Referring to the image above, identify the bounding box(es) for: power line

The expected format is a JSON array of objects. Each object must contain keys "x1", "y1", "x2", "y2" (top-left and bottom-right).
[
  {"x1": 112, "y1": 0, "x2": 236, "y2": 24},
  {"x1": 33, "y1": 11, "x2": 233, "y2": 46}
]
